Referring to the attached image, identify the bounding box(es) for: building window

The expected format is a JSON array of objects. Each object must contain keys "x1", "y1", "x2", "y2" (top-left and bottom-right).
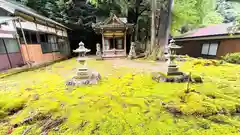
[
  {"x1": 41, "y1": 34, "x2": 59, "y2": 54},
  {"x1": 17, "y1": 29, "x2": 24, "y2": 44},
  {"x1": 58, "y1": 37, "x2": 70, "y2": 55},
  {"x1": 48, "y1": 35, "x2": 59, "y2": 52},
  {"x1": 41, "y1": 42, "x2": 52, "y2": 53},
  {"x1": 0, "y1": 39, "x2": 6, "y2": 54},
  {"x1": 40, "y1": 34, "x2": 47, "y2": 43},
  {"x1": 104, "y1": 39, "x2": 110, "y2": 50},
  {"x1": 17, "y1": 29, "x2": 38, "y2": 44},
  {"x1": 29, "y1": 31, "x2": 38, "y2": 44},
  {"x1": 4, "y1": 39, "x2": 20, "y2": 53},
  {"x1": 116, "y1": 38, "x2": 123, "y2": 49},
  {"x1": 201, "y1": 43, "x2": 218, "y2": 56}
]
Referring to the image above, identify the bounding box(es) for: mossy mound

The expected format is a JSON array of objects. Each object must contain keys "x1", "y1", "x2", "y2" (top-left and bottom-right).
[{"x1": 152, "y1": 72, "x2": 203, "y2": 83}]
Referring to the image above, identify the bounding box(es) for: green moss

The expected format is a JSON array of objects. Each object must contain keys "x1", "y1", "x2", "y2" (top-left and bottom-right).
[
  {"x1": 0, "y1": 58, "x2": 239, "y2": 134},
  {"x1": 0, "y1": 110, "x2": 7, "y2": 119}
]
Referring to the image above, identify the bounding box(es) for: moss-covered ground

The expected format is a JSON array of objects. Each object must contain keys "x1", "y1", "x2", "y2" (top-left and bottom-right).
[{"x1": 0, "y1": 58, "x2": 240, "y2": 135}]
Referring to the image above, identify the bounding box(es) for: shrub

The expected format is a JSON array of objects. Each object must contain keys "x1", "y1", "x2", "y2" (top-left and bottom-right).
[
  {"x1": 222, "y1": 53, "x2": 240, "y2": 64},
  {"x1": 192, "y1": 59, "x2": 223, "y2": 67}
]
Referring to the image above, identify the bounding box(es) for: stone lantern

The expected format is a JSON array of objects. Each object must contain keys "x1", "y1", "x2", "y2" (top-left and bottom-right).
[
  {"x1": 167, "y1": 39, "x2": 182, "y2": 75},
  {"x1": 128, "y1": 42, "x2": 136, "y2": 59},
  {"x1": 66, "y1": 41, "x2": 101, "y2": 86},
  {"x1": 73, "y1": 41, "x2": 91, "y2": 78},
  {"x1": 96, "y1": 43, "x2": 103, "y2": 60}
]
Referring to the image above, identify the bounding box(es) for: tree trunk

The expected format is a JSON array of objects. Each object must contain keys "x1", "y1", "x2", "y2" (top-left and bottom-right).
[
  {"x1": 150, "y1": 0, "x2": 156, "y2": 57},
  {"x1": 157, "y1": 0, "x2": 173, "y2": 49},
  {"x1": 134, "y1": 0, "x2": 140, "y2": 41},
  {"x1": 148, "y1": 0, "x2": 173, "y2": 60}
]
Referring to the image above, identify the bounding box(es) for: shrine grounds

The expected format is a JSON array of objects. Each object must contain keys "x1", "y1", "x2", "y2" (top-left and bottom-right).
[{"x1": 0, "y1": 58, "x2": 240, "y2": 135}]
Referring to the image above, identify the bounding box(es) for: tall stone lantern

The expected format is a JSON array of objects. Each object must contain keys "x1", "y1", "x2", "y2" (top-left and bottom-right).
[
  {"x1": 167, "y1": 39, "x2": 182, "y2": 75},
  {"x1": 67, "y1": 42, "x2": 101, "y2": 86}
]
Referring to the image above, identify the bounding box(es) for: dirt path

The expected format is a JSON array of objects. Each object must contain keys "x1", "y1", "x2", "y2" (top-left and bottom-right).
[{"x1": 107, "y1": 58, "x2": 168, "y2": 73}]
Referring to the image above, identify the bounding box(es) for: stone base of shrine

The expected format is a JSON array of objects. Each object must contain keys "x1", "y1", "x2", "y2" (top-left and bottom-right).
[
  {"x1": 66, "y1": 71, "x2": 101, "y2": 86},
  {"x1": 102, "y1": 49, "x2": 126, "y2": 58},
  {"x1": 95, "y1": 56, "x2": 103, "y2": 61}
]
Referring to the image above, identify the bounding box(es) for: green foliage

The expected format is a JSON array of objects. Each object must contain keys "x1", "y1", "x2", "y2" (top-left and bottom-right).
[
  {"x1": 16, "y1": 0, "x2": 97, "y2": 29},
  {"x1": 222, "y1": 52, "x2": 240, "y2": 64},
  {"x1": 203, "y1": 12, "x2": 224, "y2": 25},
  {"x1": 172, "y1": 0, "x2": 217, "y2": 35},
  {"x1": 172, "y1": 0, "x2": 240, "y2": 35},
  {"x1": 216, "y1": 0, "x2": 240, "y2": 23}
]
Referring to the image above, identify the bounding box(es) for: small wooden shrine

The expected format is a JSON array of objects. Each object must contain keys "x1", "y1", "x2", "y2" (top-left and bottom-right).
[{"x1": 92, "y1": 14, "x2": 134, "y2": 58}]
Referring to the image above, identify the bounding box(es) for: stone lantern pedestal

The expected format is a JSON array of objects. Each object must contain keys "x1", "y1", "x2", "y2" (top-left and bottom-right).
[
  {"x1": 167, "y1": 39, "x2": 183, "y2": 76},
  {"x1": 66, "y1": 42, "x2": 101, "y2": 86}
]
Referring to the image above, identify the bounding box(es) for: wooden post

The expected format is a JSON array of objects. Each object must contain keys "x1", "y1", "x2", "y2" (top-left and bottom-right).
[
  {"x1": 113, "y1": 35, "x2": 115, "y2": 49},
  {"x1": 101, "y1": 30, "x2": 105, "y2": 54},
  {"x1": 150, "y1": 0, "x2": 156, "y2": 53},
  {"x1": 2, "y1": 39, "x2": 12, "y2": 68},
  {"x1": 13, "y1": 19, "x2": 25, "y2": 64},
  {"x1": 46, "y1": 23, "x2": 55, "y2": 61},
  {"x1": 124, "y1": 29, "x2": 127, "y2": 56},
  {"x1": 18, "y1": 18, "x2": 31, "y2": 66}
]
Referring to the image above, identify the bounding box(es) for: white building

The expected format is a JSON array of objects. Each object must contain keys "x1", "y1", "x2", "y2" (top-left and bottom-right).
[{"x1": 0, "y1": 0, "x2": 71, "y2": 71}]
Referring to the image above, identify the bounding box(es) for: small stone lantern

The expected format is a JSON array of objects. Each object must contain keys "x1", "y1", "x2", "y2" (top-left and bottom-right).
[
  {"x1": 73, "y1": 41, "x2": 91, "y2": 79},
  {"x1": 66, "y1": 42, "x2": 101, "y2": 86},
  {"x1": 167, "y1": 39, "x2": 182, "y2": 75},
  {"x1": 128, "y1": 42, "x2": 136, "y2": 59},
  {"x1": 96, "y1": 43, "x2": 103, "y2": 60}
]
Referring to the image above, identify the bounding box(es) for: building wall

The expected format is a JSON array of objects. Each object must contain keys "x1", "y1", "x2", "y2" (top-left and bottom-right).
[
  {"x1": 20, "y1": 44, "x2": 67, "y2": 64},
  {"x1": 0, "y1": 54, "x2": 11, "y2": 71},
  {"x1": 15, "y1": 21, "x2": 68, "y2": 37},
  {"x1": 217, "y1": 39, "x2": 240, "y2": 57},
  {"x1": 8, "y1": 52, "x2": 24, "y2": 67},
  {"x1": 177, "y1": 40, "x2": 203, "y2": 57},
  {"x1": 177, "y1": 38, "x2": 240, "y2": 58},
  {"x1": 0, "y1": 38, "x2": 24, "y2": 71},
  {"x1": 0, "y1": 19, "x2": 16, "y2": 38},
  {"x1": 0, "y1": 52, "x2": 24, "y2": 72}
]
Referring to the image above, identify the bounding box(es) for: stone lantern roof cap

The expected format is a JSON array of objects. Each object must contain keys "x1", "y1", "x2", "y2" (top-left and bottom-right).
[
  {"x1": 73, "y1": 41, "x2": 91, "y2": 53},
  {"x1": 168, "y1": 39, "x2": 182, "y2": 49}
]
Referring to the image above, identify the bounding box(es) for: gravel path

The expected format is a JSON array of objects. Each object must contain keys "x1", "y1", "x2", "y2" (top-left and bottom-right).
[{"x1": 102, "y1": 58, "x2": 168, "y2": 73}]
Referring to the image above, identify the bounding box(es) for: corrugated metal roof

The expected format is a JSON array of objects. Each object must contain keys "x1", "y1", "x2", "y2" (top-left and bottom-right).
[
  {"x1": 0, "y1": 17, "x2": 18, "y2": 24},
  {"x1": 0, "y1": 0, "x2": 69, "y2": 29},
  {"x1": 175, "y1": 23, "x2": 240, "y2": 39}
]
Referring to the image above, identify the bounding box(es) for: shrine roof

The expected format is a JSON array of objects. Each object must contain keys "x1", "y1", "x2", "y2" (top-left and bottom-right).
[{"x1": 92, "y1": 14, "x2": 134, "y2": 30}]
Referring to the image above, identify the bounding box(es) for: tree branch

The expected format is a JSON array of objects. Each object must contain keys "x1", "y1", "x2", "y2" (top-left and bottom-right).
[{"x1": 138, "y1": 7, "x2": 150, "y2": 16}]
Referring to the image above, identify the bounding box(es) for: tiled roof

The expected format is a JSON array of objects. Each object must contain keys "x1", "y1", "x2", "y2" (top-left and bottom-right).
[
  {"x1": 93, "y1": 14, "x2": 133, "y2": 29},
  {"x1": 176, "y1": 23, "x2": 240, "y2": 39},
  {"x1": 0, "y1": 0, "x2": 69, "y2": 29}
]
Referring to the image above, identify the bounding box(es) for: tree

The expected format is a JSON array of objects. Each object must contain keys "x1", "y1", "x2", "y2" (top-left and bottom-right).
[
  {"x1": 226, "y1": 0, "x2": 240, "y2": 33},
  {"x1": 149, "y1": 0, "x2": 156, "y2": 57},
  {"x1": 16, "y1": 0, "x2": 97, "y2": 29},
  {"x1": 216, "y1": 0, "x2": 239, "y2": 23},
  {"x1": 88, "y1": 0, "x2": 151, "y2": 41},
  {"x1": 155, "y1": 0, "x2": 173, "y2": 60},
  {"x1": 171, "y1": 0, "x2": 218, "y2": 35},
  {"x1": 203, "y1": 12, "x2": 224, "y2": 25}
]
